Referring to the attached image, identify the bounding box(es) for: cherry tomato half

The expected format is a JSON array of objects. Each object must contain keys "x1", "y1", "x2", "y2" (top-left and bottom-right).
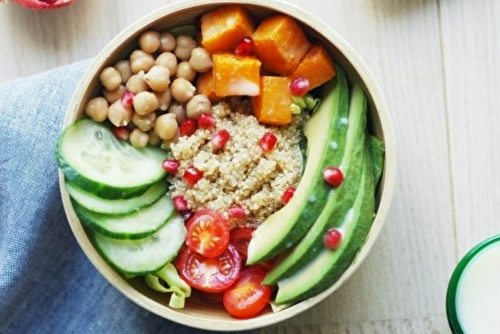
[
  {"x1": 186, "y1": 209, "x2": 230, "y2": 258},
  {"x1": 229, "y1": 227, "x2": 255, "y2": 259},
  {"x1": 176, "y1": 244, "x2": 242, "y2": 293},
  {"x1": 223, "y1": 266, "x2": 272, "y2": 318}
]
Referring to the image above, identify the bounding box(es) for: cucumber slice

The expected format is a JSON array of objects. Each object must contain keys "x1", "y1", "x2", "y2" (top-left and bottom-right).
[
  {"x1": 66, "y1": 181, "x2": 168, "y2": 215},
  {"x1": 95, "y1": 214, "x2": 186, "y2": 275},
  {"x1": 56, "y1": 119, "x2": 168, "y2": 199},
  {"x1": 74, "y1": 195, "x2": 174, "y2": 239}
]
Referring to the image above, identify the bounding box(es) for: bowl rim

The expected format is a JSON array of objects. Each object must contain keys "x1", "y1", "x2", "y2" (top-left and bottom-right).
[{"x1": 59, "y1": 0, "x2": 397, "y2": 330}]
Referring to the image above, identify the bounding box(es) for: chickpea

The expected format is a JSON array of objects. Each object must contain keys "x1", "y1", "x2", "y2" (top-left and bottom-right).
[
  {"x1": 108, "y1": 100, "x2": 132, "y2": 127},
  {"x1": 159, "y1": 32, "x2": 176, "y2": 52},
  {"x1": 126, "y1": 72, "x2": 148, "y2": 94},
  {"x1": 144, "y1": 66, "x2": 170, "y2": 92},
  {"x1": 130, "y1": 50, "x2": 154, "y2": 74},
  {"x1": 174, "y1": 35, "x2": 197, "y2": 61},
  {"x1": 176, "y1": 61, "x2": 197, "y2": 82},
  {"x1": 186, "y1": 94, "x2": 212, "y2": 119},
  {"x1": 85, "y1": 97, "x2": 109, "y2": 122},
  {"x1": 115, "y1": 60, "x2": 132, "y2": 83},
  {"x1": 133, "y1": 91, "x2": 159, "y2": 115},
  {"x1": 155, "y1": 52, "x2": 177, "y2": 76},
  {"x1": 132, "y1": 111, "x2": 156, "y2": 132},
  {"x1": 99, "y1": 67, "x2": 122, "y2": 91},
  {"x1": 170, "y1": 78, "x2": 195, "y2": 103},
  {"x1": 189, "y1": 47, "x2": 213, "y2": 73},
  {"x1": 154, "y1": 89, "x2": 172, "y2": 111},
  {"x1": 167, "y1": 101, "x2": 187, "y2": 123},
  {"x1": 148, "y1": 129, "x2": 162, "y2": 146},
  {"x1": 139, "y1": 31, "x2": 161, "y2": 53},
  {"x1": 155, "y1": 113, "x2": 179, "y2": 140},
  {"x1": 103, "y1": 84, "x2": 126, "y2": 104},
  {"x1": 129, "y1": 128, "x2": 149, "y2": 148}
]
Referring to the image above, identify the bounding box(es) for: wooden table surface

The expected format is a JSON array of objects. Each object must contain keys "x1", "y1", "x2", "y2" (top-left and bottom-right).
[{"x1": 1, "y1": 0, "x2": 499, "y2": 333}]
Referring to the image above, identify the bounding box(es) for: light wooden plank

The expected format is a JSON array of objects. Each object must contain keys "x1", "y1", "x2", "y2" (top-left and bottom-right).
[{"x1": 439, "y1": 0, "x2": 500, "y2": 256}]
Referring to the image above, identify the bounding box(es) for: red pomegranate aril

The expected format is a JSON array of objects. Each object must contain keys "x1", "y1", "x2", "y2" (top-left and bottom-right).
[
  {"x1": 323, "y1": 229, "x2": 342, "y2": 250},
  {"x1": 282, "y1": 186, "x2": 296, "y2": 205},
  {"x1": 228, "y1": 205, "x2": 246, "y2": 219},
  {"x1": 259, "y1": 132, "x2": 278, "y2": 152},
  {"x1": 290, "y1": 78, "x2": 310, "y2": 97},
  {"x1": 173, "y1": 195, "x2": 188, "y2": 212},
  {"x1": 121, "y1": 91, "x2": 134, "y2": 108},
  {"x1": 198, "y1": 113, "x2": 216, "y2": 129},
  {"x1": 323, "y1": 167, "x2": 344, "y2": 187},
  {"x1": 212, "y1": 129, "x2": 230, "y2": 149},
  {"x1": 162, "y1": 159, "x2": 180, "y2": 174},
  {"x1": 180, "y1": 119, "x2": 198, "y2": 137},
  {"x1": 184, "y1": 165, "x2": 203, "y2": 187},
  {"x1": 111, "y1": 126, "x2": 130, "y2": 140},
  {"x1": 181, "y1": 209, "x2": 194, "y2": 222},
  {"x1": 235, "y1": 36, "x2": 255, "y2": 57}
]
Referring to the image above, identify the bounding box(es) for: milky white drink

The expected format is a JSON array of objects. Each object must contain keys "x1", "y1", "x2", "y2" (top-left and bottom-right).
[{"x1": 456, "y1": 242, "x2": 500, "y2": 334}]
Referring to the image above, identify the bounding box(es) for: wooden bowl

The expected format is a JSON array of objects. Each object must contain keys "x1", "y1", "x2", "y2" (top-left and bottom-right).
[{"x1": 59, "y1": 0, "x2": 396, "y2": 330}]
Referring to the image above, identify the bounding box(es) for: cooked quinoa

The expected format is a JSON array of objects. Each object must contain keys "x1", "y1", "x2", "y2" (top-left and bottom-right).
[{"x1": 169, "y1": 99, "x2": 305, "y2": 228}]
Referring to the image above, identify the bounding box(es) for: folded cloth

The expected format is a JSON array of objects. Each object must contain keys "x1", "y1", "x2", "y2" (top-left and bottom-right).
[{"x1": 0, "y1": 61, "x2": 247, "y2": 334}]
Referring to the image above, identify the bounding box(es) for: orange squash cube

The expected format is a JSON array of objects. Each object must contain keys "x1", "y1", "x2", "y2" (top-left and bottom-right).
[
  {"x1": 201, "y1": 5, "x2": 255, "y2": 54},
  {"x1": 291, "y1": 44, "x2": 336, "y2": 90},
  {"x1": 213, "y1": 53, "x2": 261, "y2": 97},
  {"x1": 196, "y1": 71, "x2": 219, "y2": 102},
  {"x1": 252, "y1": 76, "x2": 292, "y2": 125},
  {"x1": 252, "y1": 15, "x2": 311, "y2": 75}
]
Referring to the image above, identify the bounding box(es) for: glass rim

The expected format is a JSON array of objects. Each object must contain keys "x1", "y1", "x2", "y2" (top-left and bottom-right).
[{"x1": 446, "y1": 234, "x2": 500, "y2": 334}]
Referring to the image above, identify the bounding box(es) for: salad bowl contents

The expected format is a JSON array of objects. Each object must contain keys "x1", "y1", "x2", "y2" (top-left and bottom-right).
[{"x1": 57, "y1": 0, "x2": 395, "y2": 330}]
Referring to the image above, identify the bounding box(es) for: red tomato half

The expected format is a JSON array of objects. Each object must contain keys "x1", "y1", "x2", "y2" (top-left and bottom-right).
[
  {"x1": 229, "y1": 227, "x2": 255, "y2": 259},
  {"x1": 176, "y1": 244, "x2": 242, "y2": 293},
  {"x1": 223, "y1": 266, "x2": 272, "y2": 318},
  {"x1": 12, "y1": 0, "x2": 77, "y2": 10},
  {"x1": 186, "y1": 209, "x2": 230, "y2": 258}
]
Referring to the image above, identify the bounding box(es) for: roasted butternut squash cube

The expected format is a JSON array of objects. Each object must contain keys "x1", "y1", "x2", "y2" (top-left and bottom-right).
[
  {"x1": 252, "y1": 15, "x2": 311, "y2": 75},
  {"x1": 291, "y1": 44, "x2": 336, "y2": 90},
  {"x1": 201, "y1": 5, "x2": 255, "y2": 54},
  {"x1": 196, "y1": 71, "x2": 219, "y2": 102},
  {"x1": 252, "y1": 76, "x2": 292, "y2": 125},
  {"x1": 213, "y1": 53, "x2": 261, "y2": 97}
]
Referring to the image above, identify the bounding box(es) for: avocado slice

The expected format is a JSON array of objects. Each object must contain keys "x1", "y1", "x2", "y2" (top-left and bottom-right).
[
  {"x1": 246, "y1": 68, "x2": 349, "y2": 264},
  {"x1": 274, "y1": 142, "x2": 376, "y2": 305},
  {"x1": 264, "y1": 85, "x2": 368, "y2": 285}
]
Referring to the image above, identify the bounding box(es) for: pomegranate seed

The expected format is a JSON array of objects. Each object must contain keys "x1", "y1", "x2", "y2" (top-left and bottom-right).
[
  {"x1": 181, "y1": 209, "x2": 194, "y2": 222},
  {"x1": 323, "y1": 167, "x2": 344, "y2": 187},
  {"x1": 323, "y1": 229, "x2": 342, "y2": 250},
  {"x1": 290, "y1": 78, "x2": 310, "y2": 97},
  {"x1": 172, "y1": 195, "x2": 188, "y2": 212},
  {"x1": 162, "y1": 159, "x2": 180, "y2": 174},
  {"x1": 184, "y1": 165, "x2": 203, "y2": 187},
  {"x1": 212, "y1": 129, "x2": 230, "y2": 149},
  {"x1": 282, "y1": 186, "x2": 296, "y2": 205},
  {"x1": 235, "y1": 36, "x2": 255, "y2": 57},
  {"x1": 180, "y1": 119, "x2": 198, "y2": 137},
  {"x1": 228, "y1": 205, "x2": 246, "y2": 219},
  {"x1": 198, "y1": 113, "x2": 216, "y2": 129},
  {"x1": 121, "y1": 91, "x2": 134, "y2": 108},
  {"x1": 259, "y1": 132, "x2": 278, "y2": 152},
  {"x1": 111, "y1": 126, "x2": 130, "y2": 140}
]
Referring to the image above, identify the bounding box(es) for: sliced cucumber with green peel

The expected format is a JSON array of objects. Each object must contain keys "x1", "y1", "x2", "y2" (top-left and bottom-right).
[
  {"x1": 95, "y1": 214, "x2": 186, "y2": 275},
  {"x1": 275, "y1": 146, "x2": 375, "y2": 304},
  {"x1": 369, "y1": 135, "x2": 385, "y2": 184},
  {"x1": 74, "y1": 195, "x2": 174, "y2": 239},
  {"x1": 264, "y1": 85, "x2": 368, "y2": 285},
  {"x1": 247, "y1": 68, "x2": 349, "y2": 264},
  {"x1": 67, "y1": 181, "x2": 168, "y2": 215},
  {"x1": 56, "y1": 119, "x2": 168, "y2": 199}
]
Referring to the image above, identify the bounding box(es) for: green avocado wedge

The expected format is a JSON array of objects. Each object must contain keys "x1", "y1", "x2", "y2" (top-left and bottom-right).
[
  {"x1": 274, "y1": 143, "x2": 376, "y2": 305},
  {"x1": 246, "y1": 68, "x2": 349, "y2": 264},
  {"x1": 264, "y1": 85, "x2": 368, "y2": 285}
]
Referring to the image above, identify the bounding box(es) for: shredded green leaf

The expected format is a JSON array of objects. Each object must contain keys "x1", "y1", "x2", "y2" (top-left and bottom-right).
[
  {"x1": 168, "y1": 25, "x2": 197, "y2": 38},
  {"x1": 145, "y1": 263, "x2": 191, "y2": 309}
]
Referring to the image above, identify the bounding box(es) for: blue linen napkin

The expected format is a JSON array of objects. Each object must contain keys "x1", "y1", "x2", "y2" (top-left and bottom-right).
[{"x1": 0, "y1": 61, "x2": 248, "y2": 334}]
